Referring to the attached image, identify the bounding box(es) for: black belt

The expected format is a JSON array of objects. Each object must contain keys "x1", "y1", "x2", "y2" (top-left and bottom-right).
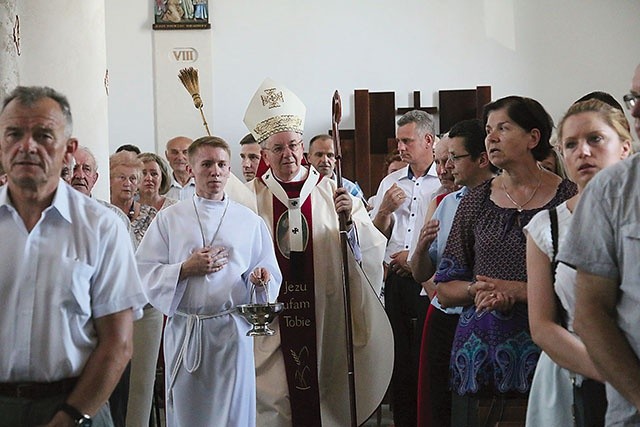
[{"x1": 0, "y1": 377, "x2": 78, "y2": 399}]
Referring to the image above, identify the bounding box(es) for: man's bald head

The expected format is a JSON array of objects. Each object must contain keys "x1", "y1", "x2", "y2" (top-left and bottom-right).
[{"x1": 165, "y1": 136, "x2": 192, "y2": 175}]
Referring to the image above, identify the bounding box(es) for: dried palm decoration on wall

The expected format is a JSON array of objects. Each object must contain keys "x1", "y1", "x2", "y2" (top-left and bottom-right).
[{"x1": 178, "y1": 67, "x2": 211, "y2": 136}]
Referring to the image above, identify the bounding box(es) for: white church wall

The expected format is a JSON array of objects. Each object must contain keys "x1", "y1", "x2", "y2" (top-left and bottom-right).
[
  {"x1": 105, "y1": 0, "x2": 640, "y2": 175},
  {"x1": 105, "y1": 1, "x2": 155, "y2": 156},
  {"x1": 17, "y1": 2, "x2": 111, "y2": 199}
]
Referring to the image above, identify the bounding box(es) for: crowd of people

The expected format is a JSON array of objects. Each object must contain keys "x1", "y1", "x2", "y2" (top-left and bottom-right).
[{"x1": 0, "y1": 63, "x2": 639, "y2": 427}]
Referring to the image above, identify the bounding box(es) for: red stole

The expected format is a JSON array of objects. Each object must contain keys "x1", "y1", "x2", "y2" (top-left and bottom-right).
[{"x1": 271, "y1": 178, "x2": 322, "y2": 426}]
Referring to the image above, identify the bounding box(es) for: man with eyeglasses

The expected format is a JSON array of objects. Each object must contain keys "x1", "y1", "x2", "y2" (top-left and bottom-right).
[
  {"x1": 369, "y1": 109, "x2": 441, "y2": 427},
  {"x1": 407, "y1": 119, "x2": 495, "y2": 427},
  {"x1": 0, "y1": 86, "x2": 146, "y2": 427},
  {"x1": 243, "y1": 78, "x2": 391, "y2": 427},
  {"x1": 625, "y1": 64, "x2": 640, "y2": 138},
  {"x1": 558, "y1": 63, "x2": 640, "y2": 426}
]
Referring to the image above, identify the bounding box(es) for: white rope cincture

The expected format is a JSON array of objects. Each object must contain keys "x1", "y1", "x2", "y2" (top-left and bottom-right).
[{"x1": 166, "y1": 308, "x2": 235, "y2": 405}]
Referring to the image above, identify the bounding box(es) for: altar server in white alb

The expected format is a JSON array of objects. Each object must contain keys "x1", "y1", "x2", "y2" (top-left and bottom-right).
[{"x1": 136, "y1": 136, "x2": 281, "y2": 427}]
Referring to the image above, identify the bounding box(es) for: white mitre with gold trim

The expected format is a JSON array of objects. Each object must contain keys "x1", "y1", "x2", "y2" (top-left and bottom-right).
[{"x1": 243, "y1": 78, "x2": 306, "y2": 143}]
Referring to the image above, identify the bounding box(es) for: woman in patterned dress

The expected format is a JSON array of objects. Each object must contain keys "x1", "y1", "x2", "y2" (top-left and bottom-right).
[{"x1": 436, "y1": 96, "x2": 577, "y2": 427}]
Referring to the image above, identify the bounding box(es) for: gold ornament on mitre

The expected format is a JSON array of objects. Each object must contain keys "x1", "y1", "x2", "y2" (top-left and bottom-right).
[{"x1": 243, "y1": 78, "x2": 306, "y2": 143}]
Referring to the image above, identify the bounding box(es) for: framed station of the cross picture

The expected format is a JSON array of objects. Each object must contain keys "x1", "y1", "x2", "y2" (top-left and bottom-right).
[{"x1": 153, "y1": 0, "x2": 211, "y2": 30}]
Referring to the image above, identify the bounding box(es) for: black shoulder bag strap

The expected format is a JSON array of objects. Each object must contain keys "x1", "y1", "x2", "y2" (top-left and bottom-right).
[
  {"x1": 550, "y1": 207, "x2": 577, "y2": 425},
  {"x1": 550, "y1": 207, "x2": 559, "y2": 274},
  {"x1": 549, "y1": 207, "x2": 567, "y2": 328}
]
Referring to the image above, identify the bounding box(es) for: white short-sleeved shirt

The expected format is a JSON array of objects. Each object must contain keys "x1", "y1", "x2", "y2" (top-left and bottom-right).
[
  {"x1": 370, "y1": 164, "x2": 440, "y2": 263},
  {"x1": 0, "y1": 181, "x2": 147, "y2": 382}
]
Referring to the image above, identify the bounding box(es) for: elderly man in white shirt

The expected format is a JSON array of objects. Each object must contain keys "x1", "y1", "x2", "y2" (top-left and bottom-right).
[
  {"x1": 0, "y1": 86, "x2": 145, "y2": 427},
  {"x1": 165, "y1": 136, "x2": 196, "y2": 201}
]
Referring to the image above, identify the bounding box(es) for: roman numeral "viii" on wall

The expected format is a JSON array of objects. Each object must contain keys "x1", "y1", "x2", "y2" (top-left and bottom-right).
[{"x1": 171, "y1": 48, "x2": 198, "y2": 62}]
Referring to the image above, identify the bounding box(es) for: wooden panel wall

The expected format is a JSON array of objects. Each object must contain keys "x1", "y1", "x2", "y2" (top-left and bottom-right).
[
  {"x1": 438, "y1": 86, "x2": 492, "y2": 134},
  {"x1": 335, "y1": 86, "x2": 491, "y2": 198}
]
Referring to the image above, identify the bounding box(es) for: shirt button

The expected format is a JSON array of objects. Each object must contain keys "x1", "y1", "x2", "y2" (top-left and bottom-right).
[{"x1": 411, "y1": 213, "x2": 415, "y2": 217}]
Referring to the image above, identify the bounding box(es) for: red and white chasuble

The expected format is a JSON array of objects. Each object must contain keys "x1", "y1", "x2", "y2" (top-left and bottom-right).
[{"x1": 248, "y1": 167, "x2": 393, "y2": 427}]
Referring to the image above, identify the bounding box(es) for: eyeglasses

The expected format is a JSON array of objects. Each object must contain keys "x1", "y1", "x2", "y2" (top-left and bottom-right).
[
  {"x1": 112, "y1": 174, "x2": 138, "y2": 184},
  {"x1": 623, "y1": 93, "x2": 639, "y2": 110},
  {"x1": 447, "y1": 153, "x2": 472, "y2": 163},
  {"x1": 264, "y1": 140, "x2": 303, "y2": 155}
]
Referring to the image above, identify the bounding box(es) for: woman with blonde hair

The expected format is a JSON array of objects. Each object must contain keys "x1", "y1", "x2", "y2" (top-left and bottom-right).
[
  {"x1": 138, "y1": 152, "x2": 177, "y2": 212},
  {"x1": 525, "y1": 99, "x2": 632, "y2": 426}
]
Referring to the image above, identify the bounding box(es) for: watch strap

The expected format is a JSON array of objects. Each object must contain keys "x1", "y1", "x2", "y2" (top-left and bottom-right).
[{"x1": 58, "y1": 402, "x2": 91, "y2": 425}]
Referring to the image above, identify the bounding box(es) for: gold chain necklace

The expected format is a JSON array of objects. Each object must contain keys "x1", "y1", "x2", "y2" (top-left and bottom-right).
[{"x1": 501, "y1": 177, "x2": 542, "y2": 212}]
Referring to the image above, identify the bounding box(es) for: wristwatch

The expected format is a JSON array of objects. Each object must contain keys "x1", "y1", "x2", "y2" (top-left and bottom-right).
[{"x1": 58, "y1": 402, "x2": 92, "y2": 426}]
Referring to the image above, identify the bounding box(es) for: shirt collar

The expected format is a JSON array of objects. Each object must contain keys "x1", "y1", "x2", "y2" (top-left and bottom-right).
[
  {"x1": 456, "y1": 186, "x2": 469, "y2": 199},
  {"x1": 0, "y1": 179, "x2": 73, "y2": 224},
  {"x1": 403, "y1": 161, "x2": 438, "y2": 180},
  {"x1": 51, "y1": 180, "x2": 73, "y2": 223},
  {"x1": 170, "y1": 174, "x2": 195, "y2": 188}
]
